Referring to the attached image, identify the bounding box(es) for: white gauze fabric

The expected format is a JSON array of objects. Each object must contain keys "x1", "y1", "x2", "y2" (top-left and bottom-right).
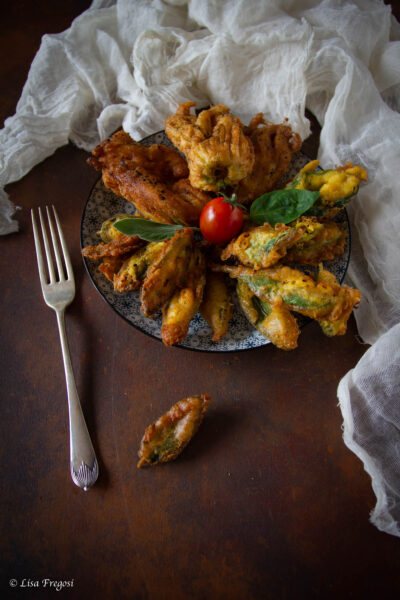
[{"x1": 1, "y1": 0, "x2": 400, "y2": 536}]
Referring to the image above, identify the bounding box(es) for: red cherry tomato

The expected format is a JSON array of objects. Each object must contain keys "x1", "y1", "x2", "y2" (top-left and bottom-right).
[{"x1": 199, "y1": 197, "x2": 243, "y2": 244}]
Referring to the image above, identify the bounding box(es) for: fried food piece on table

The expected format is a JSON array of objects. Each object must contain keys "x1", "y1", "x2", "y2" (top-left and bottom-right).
[
  {"x1": 235, "y1": 114, "x2": 302, "y2": 205},
  {"x1": 161, "y1": 244, "x2": 206, "y2": 346},
  {"x1": 236, "y1": 279, "x2": 300, "y2": 350},
  {"x1": 88, "y1": 129, "x2": 211, "y2": 225},
  {"x1": 137, "y1": 394, "x2": 211, "y2": 467},
  {"x1": 165, "y1": 102, "x2": 255, "y2": 192},
  {"x1": 199, "y1": 270, "x2": 233, "y2": 342},
  {"x1": 140, "y1": 228, "x2": 194, "y2": 317},
  {"x1": 286, "y1": 160, "x2": 367, "y2": 218}
]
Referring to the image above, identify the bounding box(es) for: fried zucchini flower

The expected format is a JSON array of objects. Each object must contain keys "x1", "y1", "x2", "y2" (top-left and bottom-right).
[
  {"x1": 286, "y1": 160, "x2": 367, "y2": 218},
  {"x1": 165, "y1": 102, "x2": 255, "y2": 192},
  {"x1": 137, "y1": 394, "x2": 211, "y2": 467}
]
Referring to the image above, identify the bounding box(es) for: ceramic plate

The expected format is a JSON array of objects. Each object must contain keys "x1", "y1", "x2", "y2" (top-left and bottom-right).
[{"x1": 81, "y1": 131, "x2": 350, "y2": 352}]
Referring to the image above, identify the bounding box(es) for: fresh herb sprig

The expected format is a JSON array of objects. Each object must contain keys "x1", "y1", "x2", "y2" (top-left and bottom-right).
[
  {"x1": 113, "y1": 217, "x2": 197, "y2": 242},
  {"x1": 249, "y1": 189, "x2": 320, "y2": 226}
]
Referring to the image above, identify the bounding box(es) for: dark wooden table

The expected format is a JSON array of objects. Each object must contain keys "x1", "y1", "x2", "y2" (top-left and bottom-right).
[{"x1": 1, "y1": 3, "x2": 400, "y2": 599}]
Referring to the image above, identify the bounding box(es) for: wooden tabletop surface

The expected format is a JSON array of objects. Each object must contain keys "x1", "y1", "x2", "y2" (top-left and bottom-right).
[{"x1": 1, "y1": 3, "x2": 400, "y2": 599}]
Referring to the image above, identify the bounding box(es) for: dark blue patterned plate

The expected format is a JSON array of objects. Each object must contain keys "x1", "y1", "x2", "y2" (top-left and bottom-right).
[{"x1": 81, "y1": 131, "x2": 350, "y2": 352}]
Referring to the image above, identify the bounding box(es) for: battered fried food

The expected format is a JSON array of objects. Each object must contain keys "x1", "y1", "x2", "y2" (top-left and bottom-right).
[
  {"x1": 97, "y1": 214, "x2": 134, "y2": 242},
  {"x1": 140, "y1": 228, "x2": 194, "y2": 317},
  {"x1": 220, "y1": 263, "x2": 360, "y2": 336},
  {"x1": 235, "y1": 114, "x2": 302, "y2": 205},
  {"x1": 221, "y1": 216, "x2": 347, "y2": 269},
  {"x1": 199, "y1": 271, "x2": 233, "y2": 342},
  {"x1": 165, "y1": 102, "x2": 255, "y2": 192},
  {"x1": 88, "y1": 130, "x2": 188, "y2": 180},
  {"x1": 137, "y1": 394, "x2": 211, "y2": 467},
  {"x1": 236, "y1": 280, "x2": 300, "y2": 350},
  {"x1": 83, "y1": 104, "x2": 364, "y2": 350},
  {"x1": 98, "y1": 256, "x2": 125, "y2": 282},
  {"x1": 88, "y1": 130, "x2": 211, "y2": 225},
  {"x1": 286, "y1": 160, "x2": 367, "y2": 217},
  {"x1": 283, "y1": 219, "x2": 347, "y2": 266},
  {"x1": 164, "y1": 101, "x2": 223, "y2": 154},
  {"x1": 221, "y1": 222, "x2": 303, "y2": 269},
  {"x1": 113, "y1": 242, "x2": 165, "y2": 293},
  {"x1": 81, "y1": 235, "x2": 144, "y2": 260},
  {"x1": 161, "y1": 245, "x2": 206, "y2": 346}
]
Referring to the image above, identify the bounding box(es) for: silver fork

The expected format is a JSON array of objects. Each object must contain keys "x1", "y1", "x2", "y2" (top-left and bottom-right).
[{"x1": 31, "y1": 206, "x2": 98, "y2": 491}]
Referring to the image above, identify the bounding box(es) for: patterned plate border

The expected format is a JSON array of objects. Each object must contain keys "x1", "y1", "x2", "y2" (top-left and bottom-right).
[{"x1": 80, "y1": 131, "x2": 350, "y2": 352}]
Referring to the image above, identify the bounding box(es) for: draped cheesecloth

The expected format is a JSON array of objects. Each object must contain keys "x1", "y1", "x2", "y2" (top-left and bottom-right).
[{"x1": 1, "y1": 0, "x2": 400, "y2": 535}]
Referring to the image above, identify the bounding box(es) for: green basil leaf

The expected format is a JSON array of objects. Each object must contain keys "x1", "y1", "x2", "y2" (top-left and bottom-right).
[
  {"x1": 113, "y1": 217, "x2": 185, "y2": 242},
  {"x1": 250, "y1": 189, "x2": 320, "y2": 226}
]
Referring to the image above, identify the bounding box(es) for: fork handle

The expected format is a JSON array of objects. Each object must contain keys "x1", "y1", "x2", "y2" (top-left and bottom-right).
[{"x1": 56, "y1": 310, "x2": 99, "y2": 491}]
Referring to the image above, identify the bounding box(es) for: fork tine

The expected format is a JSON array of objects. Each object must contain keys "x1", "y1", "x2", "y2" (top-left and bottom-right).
[
  {"x1": 31, "y1": 208, "x2": 50, "y2": 287},
  {"x1": 38, "y1": 206, "x2": 56, "y2": 284},
  {"x1": 46, "y1": 206, "x2": 65, "y2": 282},
  {"x1": 52, "y1": 206, "x2": 74, "y2": 281}
]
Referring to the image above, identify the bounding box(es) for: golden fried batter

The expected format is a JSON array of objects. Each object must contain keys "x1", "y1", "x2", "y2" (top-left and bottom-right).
[
  {"x1": 221, "y1": 217, "x2": 347, "y2": 270},
  {"x1": 237, "y1": 264, "x2": 357, "y2": 323},
  {"x1": 161, "y1": 245, "x2": 206, "y2": 346},
  {"x1": 235, "y1": 114, "x2": 302, "y2": 205},
  {"x1": 284, "y1": 220, "x2": 347, "y2": 266},
  {"x1": 88, "y1": 130, "x2": 211, "y2": 225},
  {"x1": 221, "y1": 222, "x2": 303, "y2": 269},
  {"x1": 82, "y1": 235, "x2": 144, "y2": 260},
  {"x1": 236, "y1": 280, "x2": 300, "y2": 350},
  {"x1": 199, "y1": 271, "x2": 233, "y2": 342},
  {"x1": 113, "y1": 242, "x2": 165, "y2": 293},
  {"x1": 140, "y1": 228, "x2": 194, "y2": 317},
  {"x1": 164, "y1": 101, "x2": 222, "y2": 154},
  {"x1": 165, "y1": 103, "x2": 255, "y2": 192},
  {"x1": 98, "y1": 256, "x2": 125, "y2": 282},
  {"x1": 97, "y1": 214, "x2": 134, "y2": 242},
  {"x1": 82, "y1": 213, "x2": 146, "y2": 282},
  {"x1": 137, "y1": 394, "x2": 211, "y2": 467},
  {"x1": 213, "y1": 262, "x2": 360, "y2": 339},
  {"x1": 287, "y1": 160, "x2": 367, "y2": 217}
]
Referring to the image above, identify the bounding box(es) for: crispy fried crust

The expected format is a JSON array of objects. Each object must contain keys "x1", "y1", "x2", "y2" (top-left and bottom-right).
[
  {"x1": 213, "y1": 262, "x2": 361, "y2": 338},
  {"x1": 166, "y1": 103, "x2": 255, "y2": 192},
  {"x1": 140, "y1": 228, "x2": 194, "y2": 317},
  {"x1": 199, "y1": 271, "x2": 233, "y2": 342},
  {"x1": 221, "y1": 222, "x2": 303, "y2": 269},
  {"x1": 284, "y1": 221, "x2": 347, "y2": 266},
  {"x1": 98, "y1": 256, "x2": 125, "y2": 282},
  {"x1": 161, "y1": 245, "x2": 206, "y2": 346},
  {"x1": 236, "y1": 280, "x2": 300, "y2": 350},
  {"x1": 82, "y1": 235, "x2": 144, "y2": 259},
  {"x1": 88, "y1": 130, "x2": 211, "y2": 225},
  {"x1": 235, "y1": 115, "x2": 302, "y2": 205},
  {"x1": 137, "y1": 394, "x2": 211, "y2": 467},
  {"x1": 113, "y1": 242, "x2": 165, "y2": 293}
]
